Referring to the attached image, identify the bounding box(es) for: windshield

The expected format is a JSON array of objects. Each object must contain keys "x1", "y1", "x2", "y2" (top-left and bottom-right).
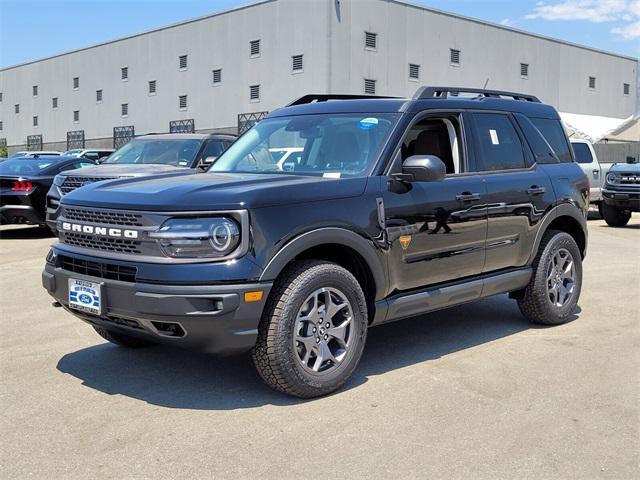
[
  {"x1": 0, "y1": 159, "x2": 58, "y2": 175},
  {"x1": 104, "y1": 139, "x2": 203, "y2": 166},
  {"x1": 209, "y1": 113, "x2": 400, "y2": 177}
]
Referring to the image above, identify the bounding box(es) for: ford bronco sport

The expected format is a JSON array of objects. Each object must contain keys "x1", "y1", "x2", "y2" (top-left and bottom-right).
[{"x1": 42, "y1": 87, "x2": 588, "y2": 398}]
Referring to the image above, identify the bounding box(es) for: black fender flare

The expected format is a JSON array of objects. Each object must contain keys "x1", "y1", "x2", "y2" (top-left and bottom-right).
[
  {"x1": 259, "y1": 227, "x2": 387, "y2": 301},
  {"x1": 527, "y1": 203, "x2": 588, "y2": 264}
]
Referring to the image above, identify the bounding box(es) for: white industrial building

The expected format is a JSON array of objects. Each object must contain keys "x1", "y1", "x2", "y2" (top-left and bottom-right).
[{"x1": 0, "y1": 0, "x2": 637, "y2": 152}]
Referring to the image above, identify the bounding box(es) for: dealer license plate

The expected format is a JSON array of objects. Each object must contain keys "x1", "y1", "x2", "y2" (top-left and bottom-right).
[{"x1": 68, "y1": 279, "x2": 102, "y2": 315}]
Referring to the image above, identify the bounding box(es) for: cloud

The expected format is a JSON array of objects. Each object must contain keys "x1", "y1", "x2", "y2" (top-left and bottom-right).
[
  {"x1": 612, "y1": 20, "x2": 640, "y2": 39},
  {"x1": 500, "y1": 18, "x2": 516, "y2": 26},
  {"x1": 525, "y1": 0, "x2": 640, "y2": 39}
]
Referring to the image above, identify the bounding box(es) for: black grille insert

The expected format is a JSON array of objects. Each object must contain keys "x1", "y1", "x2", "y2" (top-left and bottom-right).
[
  {"x1": 59, "y1": 254, "x2": 137, "y2": 282},
  {"x1": 63, "y1": 207, "x2": 143, "y2": 226},
  {"x1": 60, "y1": 176, "x2": 118, "y2": 195},
  {"x1": 62, "y1": 232, "x2": 142, "y2": 254}
]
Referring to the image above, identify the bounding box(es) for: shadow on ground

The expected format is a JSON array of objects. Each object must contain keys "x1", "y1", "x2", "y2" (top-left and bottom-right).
[
  {"x1": 0, "y1": 225, "x2": 54, "y2": 239},
  {"x1": 56, "y1": 294, "x2": 568, "y2": 410}
]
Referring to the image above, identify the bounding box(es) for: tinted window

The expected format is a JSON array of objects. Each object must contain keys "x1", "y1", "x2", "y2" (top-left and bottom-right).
[
  {"x1": 0, "y1": 159, "x2": 57, "y2": 175},
  {"x1": 471, "y1": 113, "x2": 526, "y2": 171},
  {"x1": 201, "y1": 140, "x2": 228, "y2": 159},
  {"x1": 530, "y1": 118, "x2": 572, "y2": 163},
  {"x1": 572, "y1": 143, "x2": 593, "y2": 164},
  {"x1": 83, "y1": 152, "x2": 100, "y2": 160},
  {"x1": 513, "y1": 113, "x2": 558, "y2": 164},
  {"x1": 104, "y1": 139, "x2": 202, "y2": 166}
]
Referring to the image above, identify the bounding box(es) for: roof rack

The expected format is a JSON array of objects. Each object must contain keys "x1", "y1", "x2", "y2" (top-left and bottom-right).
[
  {"x1": 413, "y1": 86, "x2": 541, "y2": 103},
  {"x1": 287, "y1": 94, "x2": 400, "y2": 107}
]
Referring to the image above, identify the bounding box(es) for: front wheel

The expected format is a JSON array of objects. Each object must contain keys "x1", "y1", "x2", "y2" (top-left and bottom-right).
[
  {"x1": 517, "y1": 230, "x2": 582, "y2": 325},
  {"x1": 252, "y1": 260, "x2": 368, "y2": 398},
  {"x1": 602, "y1": 202, "x2": 630, "y2": 227}
]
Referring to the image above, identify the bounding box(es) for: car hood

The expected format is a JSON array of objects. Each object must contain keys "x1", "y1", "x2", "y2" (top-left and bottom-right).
[
  {"x1": 62, "y1": 172, "x2": 368, "y2": 210},
  {"x1": 609, "y1": 163, "x2": 640, "y2": 173},
  {"x1": 60, "y1": 163, "x2": 191, "y2": 178}
]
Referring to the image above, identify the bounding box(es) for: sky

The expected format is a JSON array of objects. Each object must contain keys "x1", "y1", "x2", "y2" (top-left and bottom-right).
[{"x1": 0, "y1": 0, "x2": 638, "y2": 68}]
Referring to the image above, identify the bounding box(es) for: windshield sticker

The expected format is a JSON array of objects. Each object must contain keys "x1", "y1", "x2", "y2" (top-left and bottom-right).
[
  {"x1": 489, "y1": 129, "x2": 499, "y2": 145},
  {"x1": 359, "y1": 117, "x2": 379, "y2": 130},
  {"x1": 323, "y1": 172, "x2": 341, "y2": 179}
]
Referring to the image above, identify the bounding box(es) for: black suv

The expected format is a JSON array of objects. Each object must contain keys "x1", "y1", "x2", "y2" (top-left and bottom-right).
[
  {"x1": 45, "y1": 133, "x2": 236, "y2": 233},
  {"x1": 42, "y1": 87, "x2": 588, "y2": 398}
]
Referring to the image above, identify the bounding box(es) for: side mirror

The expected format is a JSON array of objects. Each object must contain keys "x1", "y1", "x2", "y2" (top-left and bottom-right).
[{"x1": 401, "y1": 155, "x2": 446, "y2": 182}]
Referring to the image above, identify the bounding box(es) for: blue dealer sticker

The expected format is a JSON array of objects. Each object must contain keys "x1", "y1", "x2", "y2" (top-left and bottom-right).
[{"x1": 359, "y1": 117, "x2": 379, "y2": 130}]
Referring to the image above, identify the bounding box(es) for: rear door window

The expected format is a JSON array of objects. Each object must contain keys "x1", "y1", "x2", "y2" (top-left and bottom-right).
[
  {"x1": 529, "y1": 118, "x2": 572, "y2": 163},
  {"x1": 470, "y1": 113, "x2": 527, "y2": 171},
  {"x1": 571, "y1": 143, "x2": 593, "y2": 164}
]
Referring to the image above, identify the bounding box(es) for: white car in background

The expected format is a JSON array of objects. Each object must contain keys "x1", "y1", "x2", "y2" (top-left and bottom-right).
[{"x1": 570, "y1": 139, "x2": 612, "y2": 214}]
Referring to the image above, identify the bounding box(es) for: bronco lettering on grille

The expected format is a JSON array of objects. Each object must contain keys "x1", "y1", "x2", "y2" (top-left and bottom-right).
[{"x1": 60, "y1": 222, "x2": 139, "y2": 239}]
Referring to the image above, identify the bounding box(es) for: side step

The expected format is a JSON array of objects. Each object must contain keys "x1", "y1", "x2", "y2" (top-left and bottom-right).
[{"x1": 373, "y1": 268, "x2": 532, "y2": 325}]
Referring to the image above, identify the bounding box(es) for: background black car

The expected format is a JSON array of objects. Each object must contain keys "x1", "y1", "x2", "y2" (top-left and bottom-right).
[{"x1": 0, "y1": 156, "x2": 96, "y2": 227}]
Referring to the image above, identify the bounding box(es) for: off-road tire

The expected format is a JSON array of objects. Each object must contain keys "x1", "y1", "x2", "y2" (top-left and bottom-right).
[
  {"x1": 93, "y1": 326, "x2": 155, "y2": 348},
  {"x1": 597, "y1": 202, "x2": 604, "y2": 218},
  {"x1": 517, "y1": 230, "x2": 582, "y2": 325},
  {"x1": 252, "y1": 260, "x2": 368, "y2": 398},
  {"x1": 602, "y1": 202, "x2": 630, "y2": 227}
]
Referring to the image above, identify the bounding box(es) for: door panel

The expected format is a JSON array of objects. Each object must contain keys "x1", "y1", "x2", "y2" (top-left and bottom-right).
[
  {"x1": 482, "y1": 168, "x2": 554, "y2": 271},
  {"x1": 383, "y1": 176, "x2": 488, "y2": 292}
]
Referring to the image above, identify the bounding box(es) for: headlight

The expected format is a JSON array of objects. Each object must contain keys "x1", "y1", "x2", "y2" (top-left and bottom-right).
[
  {"x1": 53, "y1": 175, "x2": 66, "y2": 186},
  {"x1": 149, "y1": 217, "x2": 240, "y2": 258},
  {"x1": 606, "y1": 173, "x2": 620, "y2": 185}
]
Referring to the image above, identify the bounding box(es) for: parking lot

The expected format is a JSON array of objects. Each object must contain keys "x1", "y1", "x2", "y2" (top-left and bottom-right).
[{"x1": 0, "y1": 214, "x2": 638, "y2": 479}]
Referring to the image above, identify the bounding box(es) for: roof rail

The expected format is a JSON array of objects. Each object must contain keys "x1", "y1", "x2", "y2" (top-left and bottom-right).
[
  {"x1": 413, "y1": 86, "x2": 541, "y2": 103},
  {"x1": 287, "y1": 94, "x2": 400, "y2": 106}
]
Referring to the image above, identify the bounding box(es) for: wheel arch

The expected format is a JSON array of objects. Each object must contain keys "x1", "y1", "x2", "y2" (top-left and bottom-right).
[
  {"x1": 529, "y1": 204, "x2": 587, "y2": 263},
  {"x1": 259, "y1": 228, "x2": 387, "y2": 318}
]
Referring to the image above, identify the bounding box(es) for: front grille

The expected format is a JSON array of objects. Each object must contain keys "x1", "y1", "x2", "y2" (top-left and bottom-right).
[
  {"x1": 63, "y1": 207, "x2": 143, "y2": 226},
  {"x1": 60, "y1": 176, "x2": 118, "y2": 195},
  {"x1": 620, "y1": 174, "x2": 640, "y2": 185},
  {"x1": 59, "y1": 254, "x2": 137, "y2": 282},
  {"x1": 63, "y1": 232, "x2": 142, "y2": 254}
]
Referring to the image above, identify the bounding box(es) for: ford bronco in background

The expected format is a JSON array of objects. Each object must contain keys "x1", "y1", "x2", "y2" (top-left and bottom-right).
[
  {"x1": 601, "y1": 161, "x2": 640, "y2": 227},
  {"x1": 45, "y1": 133, "x2": 236, "y2": 233},
  {"x1": 42, "y1": 87, "x2": 588, "y2": 398}
]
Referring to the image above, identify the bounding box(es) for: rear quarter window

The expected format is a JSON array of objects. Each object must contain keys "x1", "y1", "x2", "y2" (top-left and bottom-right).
[{"x1": 530, "y1": 118, "x2": 573, "y2": 163}]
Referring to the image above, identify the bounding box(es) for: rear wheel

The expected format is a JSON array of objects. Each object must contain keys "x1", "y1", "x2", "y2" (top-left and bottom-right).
[
  {"x1": 602, "y1": 202, "x2": 630, "y2": 227},
  {"x1": 252, "y1": 260, "x2": 368, "y2": 398},
  {"x1": 93, "y1": 326, "x2": 155, "y2": 348},
  {"x1": 517, "y1": 230, "x2": 582, "y2": 325}
]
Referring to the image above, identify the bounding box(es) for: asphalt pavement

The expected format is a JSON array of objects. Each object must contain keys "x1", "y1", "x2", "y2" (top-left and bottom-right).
[{"x1": 0, "y1": 215, "x2": 638, "y2": 479}]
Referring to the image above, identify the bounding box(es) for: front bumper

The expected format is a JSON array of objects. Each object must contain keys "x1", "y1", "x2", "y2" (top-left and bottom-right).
[
  {"x1": 602, "y1": 189, "x2": 640, "y2": 211},
  {"x1": 42, "y1": 263, "x2": 272, "y2": 355},
  {"x1": 0, "y1": 204, "x2": 43, "y2": 224}
]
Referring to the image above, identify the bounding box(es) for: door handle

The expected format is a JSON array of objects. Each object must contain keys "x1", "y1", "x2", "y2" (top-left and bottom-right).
[
  {"x1": 455, "y1": 192, "x2": 481, "y2": 202},
  {"x1": 593, "y1": 170, "x2": 599, "y2": 176},
  {"x1": 526, "y1": 186, "x2": 546, "y2": 195}
]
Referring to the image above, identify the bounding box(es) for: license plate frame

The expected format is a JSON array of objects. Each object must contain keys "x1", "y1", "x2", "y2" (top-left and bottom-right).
[{"x1": 68, "y1": 278, "x2": 103, "y2": 315}]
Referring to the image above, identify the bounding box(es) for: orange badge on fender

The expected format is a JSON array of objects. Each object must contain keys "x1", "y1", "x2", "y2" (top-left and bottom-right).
[{"x1": 399, "y1": 235, "x2": 412, "y2": 250}]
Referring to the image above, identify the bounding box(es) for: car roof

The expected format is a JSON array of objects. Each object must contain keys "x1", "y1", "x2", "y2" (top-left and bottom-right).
[
  {"x1": 135, "y1": 133, "x2": 210, "y2": 140},
  {"x1": 268, "y1": 96, "x2": 559, "y2": 120}
]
